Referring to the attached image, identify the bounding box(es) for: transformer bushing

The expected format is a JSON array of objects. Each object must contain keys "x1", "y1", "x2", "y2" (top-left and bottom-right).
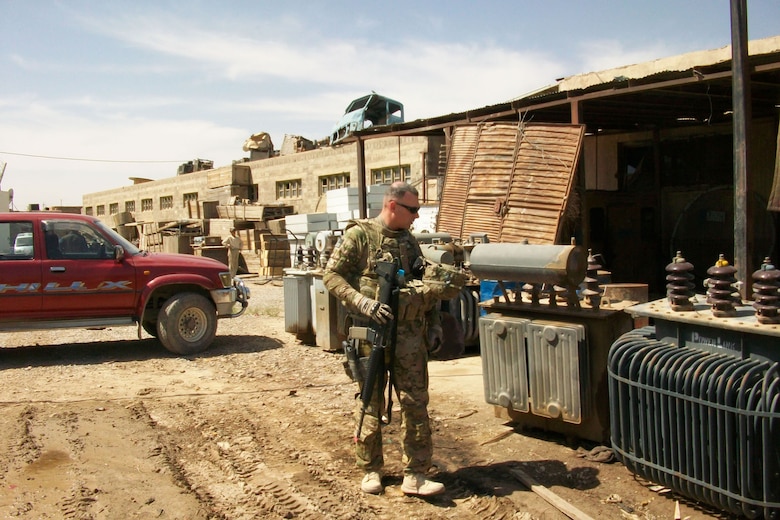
[
  {"x1": 581, "y1": 249, "x2": 602, "y2": 310},
  {"x1": 522, "y1": 282, "x2": 541, "y2": 305},
  {"x1": 665, "y1": 251, "x2": 695, "y2": 311},
  {"x1": 705, "y1": 254, "x2": 739, "y2": 317},
  {"x1": 752, "y1": 256, "x2": 780, "y2": 324}
]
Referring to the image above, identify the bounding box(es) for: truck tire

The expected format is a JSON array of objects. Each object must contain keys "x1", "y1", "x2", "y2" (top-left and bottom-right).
[
  {"x1": 157, "y1": 292, "x2": 217, "y2": 355},
  {"x1": 142, "y1": 320, "x2": 158, "y2": 338}
]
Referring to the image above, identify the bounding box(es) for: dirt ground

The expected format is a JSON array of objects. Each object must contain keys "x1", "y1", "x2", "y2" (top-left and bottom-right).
[{"x1": 0, "y1": 278, "x2": 730, "y2": 520}]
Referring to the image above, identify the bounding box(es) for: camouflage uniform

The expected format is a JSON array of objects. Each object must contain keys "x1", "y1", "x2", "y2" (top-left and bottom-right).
[{"x1": 323, "y1": 217, "x2": 436, "y2": 475}]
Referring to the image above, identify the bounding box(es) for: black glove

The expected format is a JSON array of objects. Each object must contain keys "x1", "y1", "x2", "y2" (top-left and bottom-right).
[{"x1": 354, "y1": 294, "x2": 394, "y2": 324}]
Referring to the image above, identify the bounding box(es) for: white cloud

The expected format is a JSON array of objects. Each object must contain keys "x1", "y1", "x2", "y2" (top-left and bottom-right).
[
  {"x1": 0, "y1": 100, "x2": 246, "y2": 208},
  {"x1": 79, "y1": 10, "x2": 564, "y2": 114}
]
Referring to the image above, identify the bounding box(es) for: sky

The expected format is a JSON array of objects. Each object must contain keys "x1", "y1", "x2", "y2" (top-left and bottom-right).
[{"x1": 2, "y1": 1, "x2": 779, "y2": 211}]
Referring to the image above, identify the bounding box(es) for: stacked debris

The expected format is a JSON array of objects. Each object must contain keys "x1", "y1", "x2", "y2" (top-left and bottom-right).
[{"x1": 196, "y1": 204, "x2": 294, "y2": 277}]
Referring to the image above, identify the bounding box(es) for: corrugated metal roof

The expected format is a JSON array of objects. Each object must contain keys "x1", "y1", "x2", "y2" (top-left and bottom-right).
[
  {"x1": 351, "y1": 35, "x2": 780, "y2": 140},
  {"x1": 505, "y1": 35, "x2": 780, "y2": 103},
  {"x1": 437, "y1": 122, "x2": 584, "y2": 245},
  {"x1": 555, "y1": 35, "x2": 780, "y2": 93}
]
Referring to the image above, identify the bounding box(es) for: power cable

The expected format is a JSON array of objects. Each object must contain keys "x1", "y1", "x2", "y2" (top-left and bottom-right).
[{"x1": 0, "y1": 151, "x2": 184, "y2": 163}]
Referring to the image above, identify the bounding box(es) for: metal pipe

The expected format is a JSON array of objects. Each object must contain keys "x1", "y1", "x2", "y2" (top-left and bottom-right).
[
  {"x1": 420, "y1": 244, "x2": 454, "y2": 265},
  {"x1": 356, "y1": 138, "x2": 367, "y2": 219},
  {"x1": 730, "y1": 0, "x2": 752, "y2": 299},
  {"x1": 468, "y1": 243, "x2": 586, "y2": 287}
]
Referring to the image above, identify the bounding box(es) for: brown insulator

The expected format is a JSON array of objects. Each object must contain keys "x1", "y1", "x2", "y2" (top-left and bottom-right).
[
  {"x1": 545, "y1": 284, "x2": 566, "y2": 308},
  {"x1": 565, "y1": 285, "x2": 581, "y2": 309},
  {"x1": 706, "y1": 254, "x2": 739, "y2": 317},
  {"x1": 665, "y1": 251, "x2": 695, "y2": 311},
  {"x1": 522, "y1": 282, "x2": 541, "y2": 305},
  {"x1": 752, "y1": 257, "x2": 780, "y2": 324},
  {"x1": 581, "y1": 248, "x2": 603, "y2": 310},
  {"x1": 306, "y1": 246, "x2": 316, "y2": 267}
]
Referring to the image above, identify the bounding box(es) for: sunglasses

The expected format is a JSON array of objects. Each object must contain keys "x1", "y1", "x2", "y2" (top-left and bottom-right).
[{"x1": 395, "y1": 201, "x2": 420, "y2": 214}]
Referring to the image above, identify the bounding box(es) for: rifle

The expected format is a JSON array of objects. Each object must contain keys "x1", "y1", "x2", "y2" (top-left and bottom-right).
[{"x1": 351, "y1": 260, "x2": 401, "y2": 442}]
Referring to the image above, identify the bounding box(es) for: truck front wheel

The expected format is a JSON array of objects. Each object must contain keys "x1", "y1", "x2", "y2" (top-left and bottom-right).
[
  {"x1": 157, "y1": 293, "x2": 217, "y2": 355},
  {"x1": 142, "y1": 320, "x2": 158, "y2": 338}
]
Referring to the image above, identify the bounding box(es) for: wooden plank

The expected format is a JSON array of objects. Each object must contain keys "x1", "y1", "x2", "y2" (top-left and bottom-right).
[
  {"x1": 509, "y1": 467, "x2": 596, "y2": 520},
  {"x1": 258, "y1": 232, "x2": 290, "y2": 250},
  {"x1": 258, "y1": 249, "x2": 291, "y2": 267}
]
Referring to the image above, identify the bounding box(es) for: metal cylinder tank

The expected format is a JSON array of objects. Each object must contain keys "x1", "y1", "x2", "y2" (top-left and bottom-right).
[
  {"x1": 468, "y1": 243, "x2": 587, "y2": 287},
  {"x1": 420, "y1": 244, "x2": 455, "y2": 265}
]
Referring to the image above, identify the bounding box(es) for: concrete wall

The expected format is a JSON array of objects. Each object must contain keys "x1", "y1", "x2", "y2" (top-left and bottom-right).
[
  {"x1": 83, "y1": 135, "x2": 443, "y2": 226},
  {"x1": 251, "y1": 136, "x2": 443, "y2": 214},
  {"x1": 84, "y1": 169, "x2": 214, "y2": 224}
]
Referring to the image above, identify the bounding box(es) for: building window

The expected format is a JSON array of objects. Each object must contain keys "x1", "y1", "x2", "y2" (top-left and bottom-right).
[
  {"x1": 96, "y1": 205, "x2": 105, "y2": 216},
  {"x1": 276, "y1": 179, "x2": 302, "y2": 199},
  {"x1": 109, "y1": 203, "x2": 119, "y2": 215},
  {"x1": 160, "y1": 195, "x2": 173, "y2": 209},
  {"x1": 85, "y1": 207, "x2": 94, "y2": 216},
  {"x1": 141, "y1": 198, "x2": 153, "y2": 211},
  {"x1": 319, "y1": 173, "x2": 350, "y2": 195},
  {"x1": 371, "y1": 165, "x2": 411, "y2": 185},
  {"x1": 125, "y1": 200, "x2": 135, "y2": 213},
  {"x1": 183, "y1": 192, "x2": 198, "y2": 206}
]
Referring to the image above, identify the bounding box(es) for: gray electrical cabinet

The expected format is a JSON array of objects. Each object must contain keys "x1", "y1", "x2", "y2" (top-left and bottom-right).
[
  {"x1": 283, "y1": 270, "x2": 312, "y2": 336},
  {"x1": 311, "y1": 273, "x2": 342, "y2": 351}
]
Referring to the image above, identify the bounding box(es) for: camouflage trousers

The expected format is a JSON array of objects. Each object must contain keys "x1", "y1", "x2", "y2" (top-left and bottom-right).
[{"x1": 354, "y1": 317, "x2": 432, "y2": 475}]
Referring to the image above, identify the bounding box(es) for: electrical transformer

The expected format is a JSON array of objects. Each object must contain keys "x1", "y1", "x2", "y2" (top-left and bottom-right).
[
  {"x1": 609, "y1": 254, "x2": 780, "y2": 518},
  {"x1": 472, "y1": 242, "x2": 638, "y2": 443}
]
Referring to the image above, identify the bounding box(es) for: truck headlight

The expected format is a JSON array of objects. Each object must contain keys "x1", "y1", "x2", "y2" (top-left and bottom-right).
[{"x1": 219, "y1": 272, "x2": 233, "y2": 288}]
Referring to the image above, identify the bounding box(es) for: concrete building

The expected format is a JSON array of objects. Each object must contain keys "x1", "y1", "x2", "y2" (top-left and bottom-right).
[{"x1": 83, "y1": 135, "x2": 444, "y2": 225}]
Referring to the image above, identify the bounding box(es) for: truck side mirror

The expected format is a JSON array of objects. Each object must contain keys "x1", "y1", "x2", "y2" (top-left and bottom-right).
[{"x1": 114, "y1": 245, "x2": 125, "y2": 263}]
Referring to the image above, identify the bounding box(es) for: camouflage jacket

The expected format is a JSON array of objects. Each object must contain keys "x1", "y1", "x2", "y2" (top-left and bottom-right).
[{"x1": 322, "y1": 217, "x2": 422, "y2": 311}]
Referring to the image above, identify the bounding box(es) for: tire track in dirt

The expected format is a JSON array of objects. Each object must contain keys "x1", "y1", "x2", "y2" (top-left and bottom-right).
[
  {"x1": 0, "y1": 405, "x2": 99, "y2": 519},
  {"x1": 145, "y1": 394, "x2": 383, "y2": 519},
  {"x1": 0, "y1": 401, "x2": 207, "y2": 519},
  {"x1": 142, "y1": 380, "x2": 530, "y2": 520}
]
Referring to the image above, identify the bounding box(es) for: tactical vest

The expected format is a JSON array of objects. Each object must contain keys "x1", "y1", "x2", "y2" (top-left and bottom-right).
[{"x1": 347, "y1": 218, "x2": 422, "y2": 300}]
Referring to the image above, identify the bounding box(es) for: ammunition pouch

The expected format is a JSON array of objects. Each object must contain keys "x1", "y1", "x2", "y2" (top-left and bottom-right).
[
  {"x1": 397, "y1": 279, "x2": 437, "y2": 321},
  {"x1": 422, "y1": 263, "x2": 468, "y2": 300},
  {"x1": 345, "y1": 326, "x2": 389, "y2": 383},
  {"x1": 343, "y1": 339, "x2": 363, "y2": 383},
  {"x1": 342, "y1": 351, "x2": 371, "y2": 384}
]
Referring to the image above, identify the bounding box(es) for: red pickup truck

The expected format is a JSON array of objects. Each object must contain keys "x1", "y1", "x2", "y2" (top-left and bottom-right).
[{"x1": 0, "y1": 212, "x2": 250, "y2": 354}]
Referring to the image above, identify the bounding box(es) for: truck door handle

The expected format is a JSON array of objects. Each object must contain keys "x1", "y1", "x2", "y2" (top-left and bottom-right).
[{"x1": 50, "y1": 266, "x2": 66, "y2": 273}]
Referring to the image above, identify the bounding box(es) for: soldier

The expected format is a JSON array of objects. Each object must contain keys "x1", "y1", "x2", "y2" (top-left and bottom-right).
[
  {"x1": 222, "y1": 227, "x2": 242, "y2": 278},
  {"x1": 323, "y1": 182, "x2": 463, "y2": 497}
]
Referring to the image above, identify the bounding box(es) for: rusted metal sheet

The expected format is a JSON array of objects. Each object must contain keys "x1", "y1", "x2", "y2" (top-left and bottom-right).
[
  {"x1": 437, "y1": 125, "x2": 479, "y2": 239},
  {"x1": 437, "y1": 122, "x2": 584, "y2": 244}
]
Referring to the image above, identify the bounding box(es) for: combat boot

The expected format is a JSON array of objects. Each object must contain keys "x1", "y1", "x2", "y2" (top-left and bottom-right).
[
  {"x1": 361, "y1": 471, "x2": 383, "y2": 494},
  {"x1": 401, "y1": 473, "x2": 445, "y2": 496}
]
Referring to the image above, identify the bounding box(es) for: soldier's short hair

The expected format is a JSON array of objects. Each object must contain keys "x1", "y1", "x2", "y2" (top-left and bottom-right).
[{"x1": 384, "y1": 182, "x2": 418, "y2": 202}]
